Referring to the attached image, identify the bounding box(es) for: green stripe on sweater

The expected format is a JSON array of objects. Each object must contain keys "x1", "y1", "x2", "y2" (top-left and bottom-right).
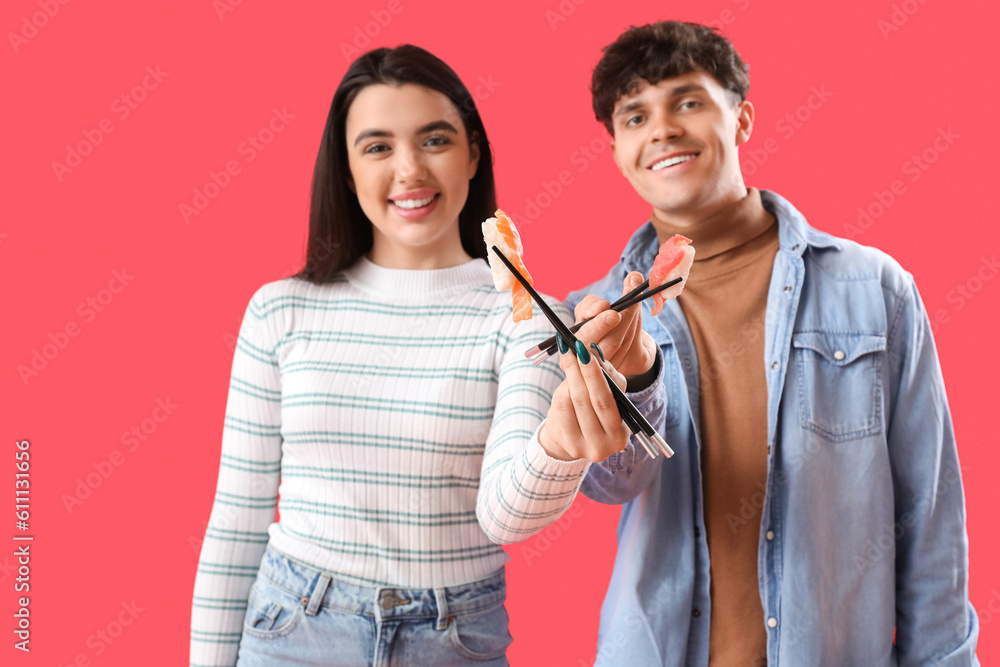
[{"x1": 277, "y1": 524, "x2": 502, "y2": 562}]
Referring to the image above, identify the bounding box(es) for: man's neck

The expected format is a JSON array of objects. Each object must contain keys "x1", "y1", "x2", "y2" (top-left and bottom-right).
[{"x1": 649, "y1": 187, "x2": 750, "y2": 242}]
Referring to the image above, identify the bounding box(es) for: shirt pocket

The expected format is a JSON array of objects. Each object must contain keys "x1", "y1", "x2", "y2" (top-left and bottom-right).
[{"x1": 791, "y1": 331, "x2": 887, "y2": 442}]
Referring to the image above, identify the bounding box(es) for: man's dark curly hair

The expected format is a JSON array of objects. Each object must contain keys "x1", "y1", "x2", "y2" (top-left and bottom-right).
[{"x1": 592, "y1": 21, "x2": 750, "y2": 135}]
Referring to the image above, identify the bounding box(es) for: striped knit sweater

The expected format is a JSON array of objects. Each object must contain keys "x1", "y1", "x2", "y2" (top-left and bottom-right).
[{"x1": 190, "y1": 256, "x2": 593, "y2": 666}]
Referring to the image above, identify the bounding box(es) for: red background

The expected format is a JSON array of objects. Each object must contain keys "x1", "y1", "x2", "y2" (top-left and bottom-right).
[{"x1": 3, "y1": 0, "x2": 997, "y2": 664}]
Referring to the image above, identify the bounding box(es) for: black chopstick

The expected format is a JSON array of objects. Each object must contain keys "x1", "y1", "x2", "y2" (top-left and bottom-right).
[
  {"x1": 527, "y1": 277, "x2": 684, "y2": 362},
  {"x1": 525, "y1": 279, "x2": 648, "y2": 358},
  {"x1": 490, "y1": 246, "x2": 673, "y2": 458},
  {"x1": 615, "y1": 276, "x2": 683, "y2": 310}
]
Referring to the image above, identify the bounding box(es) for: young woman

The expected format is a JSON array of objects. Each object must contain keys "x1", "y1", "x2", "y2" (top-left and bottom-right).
[{"x1": 189, "y1": 45, "x2": 634, "y2": 666}]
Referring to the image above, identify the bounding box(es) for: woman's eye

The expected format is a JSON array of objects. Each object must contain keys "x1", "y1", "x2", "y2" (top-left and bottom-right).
[
  {"x1": 424, "y1": 135, "x2": 450, "y2": 147},
  {"x1": 364, "y1": 143, "x2": 389, "y2": 154}
]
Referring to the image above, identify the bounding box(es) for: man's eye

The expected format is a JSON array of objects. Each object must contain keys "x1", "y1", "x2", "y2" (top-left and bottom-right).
[
  {"x1": 679, "y1": 100, "x2": 701, "y2": 110},
  {"x1": 625, "y1": 115, "x2": 643, "y2": 127}
]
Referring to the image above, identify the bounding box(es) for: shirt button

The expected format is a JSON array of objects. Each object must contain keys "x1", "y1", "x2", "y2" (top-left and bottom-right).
[
  {"x1": 692, "y1": 609, "x2": 701, "y2": 618},
  {"x1": 833, "y1": 350, "x2": 846, "y2": 360},
  {"x1": 766, "y1": 530, "x2": 775, "y2": 541},
  {"x1": 767, "y1": 617, "x2": 778, "y2": 628},
  {"x1": 694, "y1": 526, "x2": 701, "y2": 537},
  {"x1": 683, "y1": 356, "x2": 692, "y2": 368},
  {"x1": 791, "y1": 243, "x2": 800, "y2": 251},
  {"x1": 783, "y1": 285, "x2": 793, "y2": 293},
  {"x1": 770, "y1": 361, "x2": 779, "y2": 370}
]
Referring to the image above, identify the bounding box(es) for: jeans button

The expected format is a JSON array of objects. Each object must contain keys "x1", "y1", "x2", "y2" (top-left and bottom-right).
[{"x1": 381, "y1": 592, "x2": 395, "y2": 610}]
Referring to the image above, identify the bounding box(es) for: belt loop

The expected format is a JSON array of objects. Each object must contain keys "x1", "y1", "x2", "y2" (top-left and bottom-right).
[
  {"x1": 434, "y1": 587, "x2": 449, "y2": 631},
  {"x1": 374, "y1": 588, "x2": 385, "y2": 624},
  {"x1": 305, "y1": 573, "x2": 331, "y2": 616}
]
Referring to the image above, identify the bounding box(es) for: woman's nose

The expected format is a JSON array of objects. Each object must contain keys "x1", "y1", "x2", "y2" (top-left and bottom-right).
[{"x1": 393, "y1": 148, "x2": 427, "y2": 183}]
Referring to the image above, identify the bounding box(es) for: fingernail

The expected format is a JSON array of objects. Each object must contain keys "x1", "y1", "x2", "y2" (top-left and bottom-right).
[
  {"x1": 556, "y1": 334, "x2": 569, "y2": 355},
  {"x1": 590, "y1": 342, "x2": 605, "y2": 362},
  {"x1": 575, "y1": 340, "x2": 591, "y2": 365}
]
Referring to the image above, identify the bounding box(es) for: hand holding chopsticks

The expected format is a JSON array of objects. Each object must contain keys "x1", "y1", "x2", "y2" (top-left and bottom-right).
[
  {"x1": 525, "y1": 274, "x2": 682, "y2": 365},
  {"x1": 538, "y1": 334, "x2": 635, "y2": 462},
  {"x1": 490, "y1": 247, "x2": 673, "y2": 460}
]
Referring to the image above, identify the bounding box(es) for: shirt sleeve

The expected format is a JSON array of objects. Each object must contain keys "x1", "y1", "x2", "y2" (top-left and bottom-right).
[
  {"x1": 885, "y1": 276, "x2": 979, "y2": 665},
  {"x1": 476, "y1": 298, "x2": 592, "y2": 545},
  {"x1": 190, "y1": 286, "x2": 283, "y2": 667},
  {"x1": 579, "y1": 348, "x2": 668, "y2": 505}
]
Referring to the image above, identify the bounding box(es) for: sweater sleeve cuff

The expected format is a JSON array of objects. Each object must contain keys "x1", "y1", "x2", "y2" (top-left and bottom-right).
[{"x1": 524, "y1": 420, "x2": 591, "y2": 479}]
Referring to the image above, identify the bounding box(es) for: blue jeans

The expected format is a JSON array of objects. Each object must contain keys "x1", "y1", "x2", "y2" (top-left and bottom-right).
[{"x1": 236, "y1": 544, "x2": 511, "y2": 666}]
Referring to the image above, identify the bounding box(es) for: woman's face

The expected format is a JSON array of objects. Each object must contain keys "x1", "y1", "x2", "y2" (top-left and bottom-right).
[{"x1": 345, "y1": 83, "x2": 480, "y2": 269}]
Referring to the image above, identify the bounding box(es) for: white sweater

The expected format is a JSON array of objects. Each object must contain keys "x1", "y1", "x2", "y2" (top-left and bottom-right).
[{"x1": 190, "y1": 256, "x2": 592, "y2": 666}]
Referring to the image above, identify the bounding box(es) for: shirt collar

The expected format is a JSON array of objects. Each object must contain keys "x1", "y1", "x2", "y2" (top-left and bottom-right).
[{"x1": 619, "y1": 188, "x2": 841, "y2": 270}]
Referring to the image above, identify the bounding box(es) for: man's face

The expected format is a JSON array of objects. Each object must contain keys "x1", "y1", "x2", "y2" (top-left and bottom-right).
[{"x1": 609, "y1": 71, "x2": 753, "y2": 226}]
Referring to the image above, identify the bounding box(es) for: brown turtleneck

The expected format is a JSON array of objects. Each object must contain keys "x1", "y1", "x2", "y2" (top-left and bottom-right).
[{"x1": 654, "y1": 187, "x2": 778, "y2": 667}]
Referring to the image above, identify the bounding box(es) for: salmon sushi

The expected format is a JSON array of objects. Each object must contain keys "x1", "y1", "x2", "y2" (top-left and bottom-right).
[
  {"x1": 482, "y1": 209, "x2": 534, "y2": 322},
  {"x1": 648, "y1": 234, "x2": 695, "y2": 315}
]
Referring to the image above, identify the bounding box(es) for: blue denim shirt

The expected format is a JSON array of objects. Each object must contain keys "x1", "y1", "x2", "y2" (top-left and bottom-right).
[{"x1": 565, "y1": 190, "x2": 979, "y2": 666}]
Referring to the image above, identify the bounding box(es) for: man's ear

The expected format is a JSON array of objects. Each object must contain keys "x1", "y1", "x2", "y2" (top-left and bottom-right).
[
  {"x1": 734, "y1": 99, "x2": 755, "y2": 146},
  {"x1": 609, "y1": 134, "x2": 626, "y2": 177},
  {"x1": 467, "y1": 132, "x2": 481, "y2": 179}
]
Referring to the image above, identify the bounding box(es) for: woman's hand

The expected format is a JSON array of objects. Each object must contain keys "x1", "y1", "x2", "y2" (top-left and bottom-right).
[{"x1": 537, "y1": 310, "x2": 632, "y2": 463}]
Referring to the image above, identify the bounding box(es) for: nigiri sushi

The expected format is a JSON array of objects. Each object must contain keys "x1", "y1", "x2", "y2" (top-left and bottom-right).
[
  {"x1": 648, "y1": 234, "x2": 695, "y2": 316},
  {"x1": 482, "y1": 209, "x2": 534, "y2": 322}
]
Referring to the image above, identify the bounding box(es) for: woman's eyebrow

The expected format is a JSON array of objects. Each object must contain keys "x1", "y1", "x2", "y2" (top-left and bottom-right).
[
  {"x1": 353, "y1": 128, "x2": 390, "y2": 147},
  {"x1": 353, "y1": 121, "x2": 458, "y2": 147},
  {"x1": 415, "y1": 120, "x2": 459, "y2": 134}
]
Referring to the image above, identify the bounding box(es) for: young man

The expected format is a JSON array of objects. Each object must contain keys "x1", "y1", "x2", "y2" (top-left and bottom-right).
[{"x1": 564, "y1": 21, "x2": 979, "y2": 666}]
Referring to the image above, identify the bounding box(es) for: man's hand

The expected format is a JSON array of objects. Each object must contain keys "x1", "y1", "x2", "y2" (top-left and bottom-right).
[
  {"x1": 571, "y1": 271, "x2": 657, "y2": 379},
  {"x1": 537, "y1": 309, "x2": 632, "y2": 462}
]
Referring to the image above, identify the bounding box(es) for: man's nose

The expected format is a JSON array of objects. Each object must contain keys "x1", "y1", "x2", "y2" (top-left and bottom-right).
[{"x1": 649, "y1": 111, "x2": 683, "y2": 142}]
